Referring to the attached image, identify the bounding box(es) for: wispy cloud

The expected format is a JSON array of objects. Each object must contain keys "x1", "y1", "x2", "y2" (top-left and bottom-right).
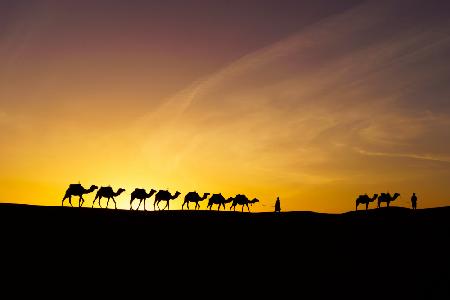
[
  {"x1": 354, "y1": 148, "x2": 450, "y2": 164},
  {"x1": 123, "y1": 1, "x2": 450, "y2": 211}
]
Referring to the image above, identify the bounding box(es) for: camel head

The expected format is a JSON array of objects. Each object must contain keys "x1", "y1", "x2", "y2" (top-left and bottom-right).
[
  {"x1": 117, "y1": 188, "x2": 126, "y2": 195},
  {"x1": 89, "y1": 185, "x2": 99, "y2": 191},
  {"x1": 148, "y1": 189, "x2": 157, "y2": 196},
  {"x1": 393, "y1": 193, "x2": 400, "y2": 199},
  {"x1": 250, "y1": 198, "x2": 260, "y2": 204},
  {"x1": 370, "y1": 194, "x2": 378, "y2": 201},
  {"x1": 172, "y1": 191, "x2": 181, "y2": 199}
]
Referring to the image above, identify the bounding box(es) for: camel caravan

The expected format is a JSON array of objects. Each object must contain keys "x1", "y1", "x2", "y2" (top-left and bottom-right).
[
  {"x1": 62, "y1": 183, "x2": 260, "y2": 212},
  {"x1": 355, "y1": 193, "x2": 401, "y2": 211},
  {"x1": 62, "y1": 183, "x2": 403, "y2": 212}
]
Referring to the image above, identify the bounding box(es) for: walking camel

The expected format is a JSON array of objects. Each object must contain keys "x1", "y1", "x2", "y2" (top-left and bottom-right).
[
  {"x1": 92, "y1": 186, "x2": 126, "y2": 209},
  {"x1": 377, "y1": 193, "x2": 400, "y2": 208},
  {"x1": 355, "y1": 193, "x2": 378, "y2": 211},
  {"x1": 182, "y1": 192, "x2": 210, "y2": 210},
  {"x1": 154, "y1": 190, "x2": 181, "y2": 210},
  {"x1": 62, "y1": 184, "x2": 98, "y2": 207},
  {"x1": 130, "y1": 188, "x2": 157, "y2": 211},
  {"x1": 230, "y1": 194, "x2": 259, "y2": 212},
  {"x1": 207, "y1": 193, "x2": 233, "y2": 211}
]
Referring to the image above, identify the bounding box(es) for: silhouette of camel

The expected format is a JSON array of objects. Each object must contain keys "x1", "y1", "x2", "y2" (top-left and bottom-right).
[
  {"x1": 92, "y1": 186, "x2": 126, "y2": 209},
  {"x1": 230, "y1": 194, "x2": 259, "y2": 212},
  {"x1": 154, "y1": 190, "x2": 181, "y2": 210},
  {"x1": 130, "y1": 188, "x2": 157, "y2": 211},
  {"x1": 355, "y1": 193, "x2": 378, "y2": 211},
  {"x1": 182, "y1": 192, "x2": 210, "y2": 210},
  {"x1": 62, "y1": 184, "x2": 98, "y2": 207},
  {"x1": 377, "y1": 193, "x2": 400, "y2": 208},
  {"x1": 207, "y1": 193, "x2": 233, "y2": 211}
]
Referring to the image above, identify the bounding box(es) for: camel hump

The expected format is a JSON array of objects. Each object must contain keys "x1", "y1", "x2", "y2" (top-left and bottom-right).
[
  {"x1": 69, "y1": 183, "x2": 82, "y2": 189},
  {"x1": 157, "y1": 190, "x2": 169, "y2": 197},
  {"x1": 235, "y1": 194, "x2": 248, "y2": 200}
]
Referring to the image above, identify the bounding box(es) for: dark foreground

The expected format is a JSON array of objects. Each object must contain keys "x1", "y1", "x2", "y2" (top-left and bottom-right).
[{"x1": 1, "y1": 203, "x2": 449, "y2": 298}]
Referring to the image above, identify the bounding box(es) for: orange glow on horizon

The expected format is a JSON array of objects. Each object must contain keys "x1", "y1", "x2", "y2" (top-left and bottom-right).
[{"x1": 1, "y1": 1, "x2": 449, "y2": 212}]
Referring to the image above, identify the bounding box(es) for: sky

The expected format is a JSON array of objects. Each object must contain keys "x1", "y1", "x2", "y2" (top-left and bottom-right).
[{"x1": 0, "y1": 0, "x2": 449, "y2": 212}]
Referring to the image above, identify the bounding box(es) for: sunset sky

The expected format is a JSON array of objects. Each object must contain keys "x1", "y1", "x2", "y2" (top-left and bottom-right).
[{"x1": 1, "y1": 0, "x2": 449, "y2": 212}]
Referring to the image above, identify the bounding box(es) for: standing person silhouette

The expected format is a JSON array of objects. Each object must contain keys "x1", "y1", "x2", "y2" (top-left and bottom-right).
[
  {"x1": 274, "y1": 197, "x2": 281, "y2": 213},
  {"x1": 411, "y1": 193, "x2": 418, "y2": 210}
]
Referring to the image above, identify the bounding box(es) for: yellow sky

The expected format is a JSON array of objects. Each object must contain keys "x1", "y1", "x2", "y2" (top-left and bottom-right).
[{"x1": 1, "y1": 1, "x2": 449, "y2": 212}]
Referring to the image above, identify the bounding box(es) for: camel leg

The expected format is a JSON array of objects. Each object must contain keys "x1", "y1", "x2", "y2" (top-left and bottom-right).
[
  {"x1": 79, "y1": 196, "x2": 84, "y2": 207},
  {"x1": 387, "y1": 201, "x2": 390, "y2": 208},
  {"x1": 62, "y1": 195, "x2": 68, "y2": 206},
  {"x1": 247, "y1": 204, "x2": 250, "y2": 212},
  {"x1": 187, "y1": 202, "x2": 190, "y2": 210},
  {"x1": 92, "y1": 197, "x2": 97, "y2": 208},
  {"x1": 68, "y1": 196, "x2": 73, "y2": 207},
  {"x1": 182, "y1": 201, "x2": 185, "y2": 210},
  {"x1": 366, "y1": 203, "x2": 368, "y2": 210},
  {"x1": 195, "y1": 202, "x2": 199, "y2": 210},
  {"x1": 112, "y1": 197, "x2": 117, "y2": 209},
  {"x1": 130, "y1": 199, "x2": 134, "y2": 210},
  {"x1": 355, "y1": 202, "x2": 358, "y2": 211},
  {"x1": 137, "y1": 199, "x2": 142, "y2": 210},
  {"x1": 144, "y1": 199, "x2": 146, "y2": 211}
]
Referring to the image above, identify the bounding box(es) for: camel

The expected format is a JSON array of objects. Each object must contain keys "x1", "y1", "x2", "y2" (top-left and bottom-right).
[
  {"x1": 207, "y1": 193, "x2": 233, "y2": 211},
  {"x1": 230, "y1": 194, "x2": 259, "y2": 212},
  {"x1": 92, "y1": 186, "x2": 126, "y2": 209},
  {"x1": 62, "y1": 184, "x2": 98, "y2": 207},
  {"x1": 182, "y1": 192, "x2": 210, "y2": 210},
  {"x1": 130, "y1": 188, "x2": 157, "y2": 211},
  {"x1": 377, "y1": 192, "x2": 400, "y2": 208},
  {"x1": 154, "y1": 190, "x2": 181, "y2": 210},
  {"x1": 355, "y1": 193, "x2": 378, "y2": 211}
]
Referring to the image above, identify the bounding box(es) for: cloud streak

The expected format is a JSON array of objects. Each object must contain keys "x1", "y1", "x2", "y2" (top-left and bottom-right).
[
  {"x1": 126, "y1": 0, "x2": 450, "y2": 211},
  {"x1": 1, "y1": 1, "x2": 449, "y2": 212}
]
